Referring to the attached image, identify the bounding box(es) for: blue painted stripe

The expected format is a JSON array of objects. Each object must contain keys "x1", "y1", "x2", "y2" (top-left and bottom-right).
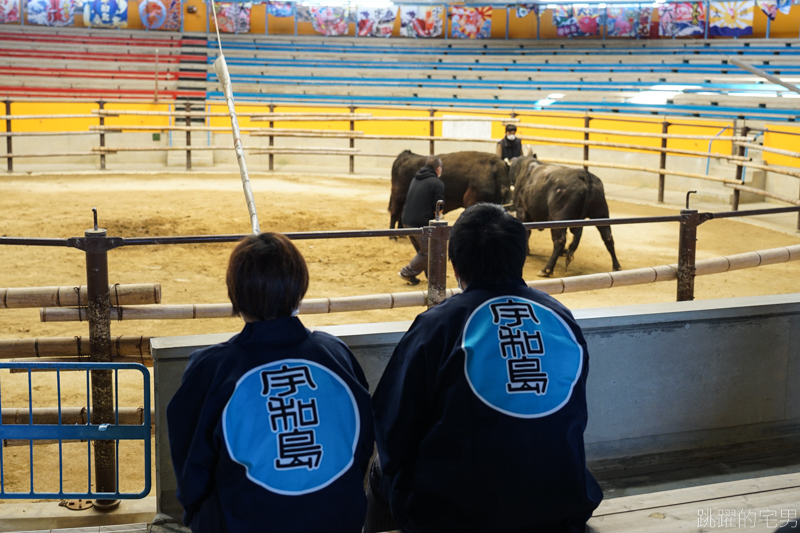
[
  {"x1": 209, "y1": 40, "x2": 799, "y2": 56},
  {"x1": 208, "y1": 73, "x2": 789, "y2": 93},
  {"x1": 212, "y1": 57, "x2": 800, "y2": 75},
  {"x1": 0, "y1": 425, "x2": 148, "y2": 441},
  {"x1": 206, "y1": 90, "x2": 800, "y2": 120}
]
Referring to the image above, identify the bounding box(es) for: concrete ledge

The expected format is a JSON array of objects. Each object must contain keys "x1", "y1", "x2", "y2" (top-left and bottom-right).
[{"x1": 0, "y1": 497, "x2": 155, "y2": 533}]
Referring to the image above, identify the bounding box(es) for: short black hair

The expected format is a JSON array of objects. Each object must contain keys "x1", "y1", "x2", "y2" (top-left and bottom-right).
[
  {"x1": 426, "y1": 156, "x2": 442, "y2": 171},
  {"x1": 449, "y1": 204, "x2": 527, "y2": 285},
  {"x1": 226, "y1": 232, "x2": 309, "y2": 321},
  {"x1": 505, "y1": 124, "x2": 517, "y2": 133}
]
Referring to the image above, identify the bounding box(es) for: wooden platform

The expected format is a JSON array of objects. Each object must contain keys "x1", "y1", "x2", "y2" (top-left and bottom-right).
[{"x1": 589, "y1": 472, "x2": 800, "y2": 531}]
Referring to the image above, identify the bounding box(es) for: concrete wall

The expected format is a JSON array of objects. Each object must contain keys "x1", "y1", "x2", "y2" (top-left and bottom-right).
[{"x1": 151, "y1": 293, "x2": 800, "y2": 521}]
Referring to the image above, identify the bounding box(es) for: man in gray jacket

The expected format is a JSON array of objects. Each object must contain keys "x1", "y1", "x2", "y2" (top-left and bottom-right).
[{"x1": 398, "y1": 156, "x2": 444, "y2": 285}]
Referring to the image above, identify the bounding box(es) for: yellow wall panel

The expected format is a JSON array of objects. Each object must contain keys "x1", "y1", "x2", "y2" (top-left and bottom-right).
[
  {"x1": 764, "y1": 127, "x2": 800, "y2": 169},
  {"x1": 515, "y1": 112, "x2": 585, "y2": 145},
  {"x1": 9, "y1": 102, "x2": 98, "y2": 133},
  {"x1": 490, "y1": 7, "x2": 507, "y2": 39},
  {"x1": 269, "y1": 13, "x2": 295, "y2": 34},
  {"x1": 508, "y1": 10, "x2": 537, "y2": 39},
  {"x1": 183, "y1": 0, "x2": 207, "y2": 32},
  {"x1": 104, "y1": 102, "x2": 172, "y2": 131},
  {"x1": 766, "y1": 5, "x2": 800, "y2": 38},
  {"x1": 589, "y1": 116, "x2": 662, "y2": 154},
  {"x1": 666, "y1": 120, "x2": 733, "y2": 157},
  {"x1": 356, "y1": 108, "x2": 430, "y2": 136}
]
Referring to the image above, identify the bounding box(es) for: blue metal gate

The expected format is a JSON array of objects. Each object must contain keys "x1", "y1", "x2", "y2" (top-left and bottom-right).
[{"x1": 0, "y1": 362, "x2": 151, "y2": 499}]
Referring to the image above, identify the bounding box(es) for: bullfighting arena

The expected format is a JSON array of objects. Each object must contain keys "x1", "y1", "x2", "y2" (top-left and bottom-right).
[{"x1": 2, "y1": 170, "x2": 800, "y2": 500}]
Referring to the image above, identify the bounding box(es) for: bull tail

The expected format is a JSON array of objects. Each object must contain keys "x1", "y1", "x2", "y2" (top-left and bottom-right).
[{"x1": 579, "y1": 171, "x2": 593, "y2": 220}]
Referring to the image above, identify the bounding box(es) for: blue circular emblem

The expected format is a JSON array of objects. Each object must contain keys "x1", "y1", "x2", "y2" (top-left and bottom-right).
[
  {"x1": 462, "y1": 296, "x2": 583, "y2": 418},
  {"x1": 223, "y1": 359, "x2": 360, "y2": 496}
]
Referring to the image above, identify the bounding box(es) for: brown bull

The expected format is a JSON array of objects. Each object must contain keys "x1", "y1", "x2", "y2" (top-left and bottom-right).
[
  {"x1": 510, "y1": 154, "x2": 622, "y2": 277},
  {"x1": 388, "y1": 150, "x2": 511, "y2": 230}
]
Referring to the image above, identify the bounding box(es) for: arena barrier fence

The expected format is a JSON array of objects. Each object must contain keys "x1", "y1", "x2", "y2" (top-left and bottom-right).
[
  {"x1": 0, "y1": 362, "x2": 151, "y2": 502},
  {"x1": 5, "y1": 102, "x2": 800, "y2": 225}
]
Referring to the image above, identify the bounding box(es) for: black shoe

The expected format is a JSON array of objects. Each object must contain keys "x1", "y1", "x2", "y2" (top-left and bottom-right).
[{"x1": 398, "y1": 271, "x2": 420, "y2": 285}]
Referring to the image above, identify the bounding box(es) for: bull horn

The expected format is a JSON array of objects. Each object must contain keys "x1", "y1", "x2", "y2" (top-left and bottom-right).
[{"x1": 524, "y1": 145, "x2": 532, "y2": 157}]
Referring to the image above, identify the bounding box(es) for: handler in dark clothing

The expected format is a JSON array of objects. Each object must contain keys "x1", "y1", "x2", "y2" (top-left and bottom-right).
[
  {"x1": 370, "y1": 204, "x2": 602, "y2": 533},
  {"x1": 496, "y1": 123, "x2": 523, "y2": 161},
  {"x1": 398, "y1": 155, "x2": 444, "y2": 286},
  {"x1": 167, "y1": 233, "x2": 374, "y2": 533}
]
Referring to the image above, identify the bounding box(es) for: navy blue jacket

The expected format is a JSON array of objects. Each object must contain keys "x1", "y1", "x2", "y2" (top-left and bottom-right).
[
  {"x1": 167, "y1": 317, "x2": 374, "y2": 533},
  {"x1": 373, "y1": 279, "x2": 602, "y2": 533}
]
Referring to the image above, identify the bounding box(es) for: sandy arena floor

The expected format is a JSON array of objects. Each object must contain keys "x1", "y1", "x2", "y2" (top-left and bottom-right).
[{"x1": 1, "y1": 171, "x2": 800, "y2": 498}]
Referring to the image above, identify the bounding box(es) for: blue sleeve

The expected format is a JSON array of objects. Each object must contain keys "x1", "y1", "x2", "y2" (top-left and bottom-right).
[{"x1": 166, "y1": 349, "x2": 226, "y2": 526}]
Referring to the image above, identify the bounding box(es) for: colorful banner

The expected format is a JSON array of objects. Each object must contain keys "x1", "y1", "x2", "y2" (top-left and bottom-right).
[
  {"x1": 139, "y1": 0, "x2": 179, "y2": 30},
  {"x1": 214, "y1": 1, "x2": 251, "y2": 33},
  {"x1": 310, "y1": 5, "x2": 348, "y2": 36},
  {"x1": 450, "y1": 5, "x2": 491, "y2": 38},
  {"x1": 27, "y1": 0, "x2": 73, "y2": 25},
  {"x1": 266, "y1": 0, "x2": 292, "y2": 17},
  {"x1": 638, "y1": 6, "x2": 653, "y2": 37},
  {"x1": 574, "y1": 6, "x2": 600, "y2": 35},
  {"x1": 658, "y1": 2, "x2": 705, "y2": 37},
  {"x1": 0, "y1": 0, "x2": 19, "y2": 22},
  {"x1": 552, "y1": 5, "x2": 579, "y2": 36},
  {"x1": 755, "y1": 0, "x2": 791, "y2": 18},
  {"x1": 515, "y1": 3, "x2": 536, "y2": 18},
  {"x1": 84, "y1": 0, "x2": 127, "y2": 27},
  {"x1": 357, "y1": 6, "x2": 396, "y2": 37},
  {"x1": 607, "y1": 5, "x2": 637, "y2": 37},
  {"x1": 709, "y1": 0, "x2": 754, "y2": 36},
  {"x1": 295, "y1": 4, "x2": 310, "y2": 21},
  {"x1": 552, "y1": 5, "x2": 600, "y2": 37},
  {"x1": 399, "y1": 5, "x2": 442, "y2": 37}
]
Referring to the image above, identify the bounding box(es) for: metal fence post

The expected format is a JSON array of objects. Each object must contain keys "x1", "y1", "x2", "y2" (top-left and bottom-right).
[
  {"x1": 83, "y1": 208, "x2": 117, "y2": 509},
  {"x1": 268, "y1": 103, "x2": 274, "y2": 171},
  {"x1": 185, "y1": 102, "x2": 192, "y2": 171},
  {"x1": 583, "y1": 115, "x2": 590, "y2": 171},
  {"x1": 676, "y1": 197, "x2": 712, "y2": 302},
  {"x1": 349, "y1": 105, "x2": 355, "y2": 174},
  {"x1": 429, "y1": 109, "x2": 435, "y2": 155},
  {"x1": 5, "y1": 99, "x2": 12, "y2": 172},
  {"x1": 732, "y1": 125, "x2": 749, "y2": 211},
  {"x1": 98, "y1": 101, "x2": 105, "y2": 171},
  {"x1": 426, "y1": 220, "x2": 450, "y2": 308},
  {"x1": 658, "y1": 120, "x2": 669, "y2": 203}
]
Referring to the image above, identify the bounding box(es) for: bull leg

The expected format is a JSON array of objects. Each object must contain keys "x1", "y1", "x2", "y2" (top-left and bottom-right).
[
  {"x1": 526, "y1": 229, "x2": 532, "y2": 255},
  {"x1": 597, "y1": 225, "x2": 622, "y2": 272},
  {"x1": 538, "y1": 228, "x2": 567, "y2": 277},
  {"x1": 564, "y1": 227, "x2": 584, "y2": 272},
  {"x1": 463, "y1": 187, "x2": 480, "y2": 208}
]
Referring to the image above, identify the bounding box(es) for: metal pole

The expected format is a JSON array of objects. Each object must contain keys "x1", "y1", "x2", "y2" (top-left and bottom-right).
[
  {"x1": 293, "y1": 3, "x2": 297, "y2": 35},
  {"x1": 268, "y1": 103, "x2": 274, "y2": 171},
  {"x1": 265, "y1": 2, "x2": 269, "y2": 35},
  {"x1": 349, "y1": 105, "x2": 355, "y2": 174},
  {"x1": 766, "y1": 17, "x2": 771, "y2": 39},
  {"x1": 677, "y1": 209, "x2": 698, "y2": 302},
  {"x1": 732, "y1": 125, "x2": 749, "y2": 211},
  {"x1": 5, "y1": 100, "x2": 12, "y2": 172},
  {"x1": 704, "y1": 0, "x2": 709, "y2": 39},
  {"x1": 185, "y1": 102, "x2": 192, "y2": 170},
  {"x1": 658, "y1": 120, "x2": 668, "y2": 203},
  {"x1": 536, "y1": 6, "x2": 540, "y2": 40},
  {"x1": 505, "y1": 6, "x2": 510, "y2": 40},
  {"x1": 84, "y1": 209, "x2": 117, "y2": 508},
  {"x1": 444, "y1": 4, "x2": 448, "y2": 40},
  {"x1": 426, "y1": 220, "x2": 449, "y2": 308},
  {"x1": 429, "y1": 109, "x2": 435, "y2": 155},
  {"x1": 582, "y1": 115, "x2": 590, "y2": 171},
  {"x1": 98, "y1": 101, "x2": 105, "y2": 171}
]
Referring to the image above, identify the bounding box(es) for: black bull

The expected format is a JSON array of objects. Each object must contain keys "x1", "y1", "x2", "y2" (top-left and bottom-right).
[
  {"x1": 510, "y1": 155, "x2": 622, "y2": 277},
  {"x1": 388, "y1": 150, "x2": 512, "y2": 230}
]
